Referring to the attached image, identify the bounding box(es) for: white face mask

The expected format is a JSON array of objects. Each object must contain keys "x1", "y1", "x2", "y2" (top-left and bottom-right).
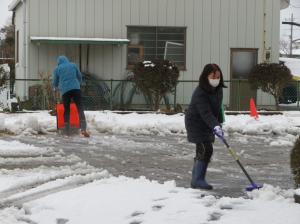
[{"x1": 208, "y1": 78, "x2": 220, "y2": 87}]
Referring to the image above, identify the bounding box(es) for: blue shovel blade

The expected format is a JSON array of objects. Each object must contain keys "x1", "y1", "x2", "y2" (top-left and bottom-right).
[{"x1": 245, "y1": 183, "x2": 263, "y2": 192}]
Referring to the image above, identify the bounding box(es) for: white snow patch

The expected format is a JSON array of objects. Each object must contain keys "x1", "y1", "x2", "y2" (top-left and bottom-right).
[
  {"x1": 0, "y1": 140, "x2": 54, "y2": 156},
  {"x1": 1, "y1": 111, "x2": 300, "y2": 139},
  {"x1": 16, "y1": 177, "x2": 300, "y2": 224},
  {"x1": 0, "y1": 207, "x2": 27, "y2": 224}
]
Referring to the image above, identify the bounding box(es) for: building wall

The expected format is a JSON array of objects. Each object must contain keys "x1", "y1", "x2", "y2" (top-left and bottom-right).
[
  {"x1": 15, "y1": 0, "x2": 281, "y2": 105},
  {"x1": 14, "y1": 2, "x2": 26, "y2": 99}
]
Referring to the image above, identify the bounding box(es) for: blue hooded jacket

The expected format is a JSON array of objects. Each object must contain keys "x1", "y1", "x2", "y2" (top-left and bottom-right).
[{"x1": 52, "y1": 56, "x2": 82, "y2": 95}]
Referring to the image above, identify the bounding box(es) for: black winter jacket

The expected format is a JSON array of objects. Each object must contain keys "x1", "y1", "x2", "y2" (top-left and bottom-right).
[{"x1": 185, "y1": 86, "x2": 223, "y2": 143}]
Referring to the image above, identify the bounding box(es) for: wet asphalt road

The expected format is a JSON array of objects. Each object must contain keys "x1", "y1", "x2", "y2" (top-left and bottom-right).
[{"x1": 3, "y1": 131, "x2": 294, "y2": 198}]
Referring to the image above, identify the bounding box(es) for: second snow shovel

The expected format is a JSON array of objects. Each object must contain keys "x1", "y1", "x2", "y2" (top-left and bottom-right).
[{"x1": 215, "y1": 134, "x2": 262, "y2": 192}]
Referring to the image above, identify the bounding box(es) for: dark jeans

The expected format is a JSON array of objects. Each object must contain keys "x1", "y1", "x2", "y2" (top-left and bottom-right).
[
  {"x1": 62, "y1": 89, "x2": 87, "y2": 131},
  {"x1": 195, "y1": 142, "x2": 213, "y2": 163}
]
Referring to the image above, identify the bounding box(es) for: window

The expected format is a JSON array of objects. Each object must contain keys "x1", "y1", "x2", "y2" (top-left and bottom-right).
[
  {"x1": 127, "y1": 26, "x2": 186, "y2": 69},
  {"x1": 16, "y1": 30, "x2": 19, "y2": 63},
  {"x1": 231, "y1": 49, "x2": 258, "y2": 80}
]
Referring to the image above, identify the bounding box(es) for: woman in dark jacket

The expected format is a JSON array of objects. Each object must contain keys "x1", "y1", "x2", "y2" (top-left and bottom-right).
[{"x1": 185, "y1": 63, "x2": 226, "y2": 190}]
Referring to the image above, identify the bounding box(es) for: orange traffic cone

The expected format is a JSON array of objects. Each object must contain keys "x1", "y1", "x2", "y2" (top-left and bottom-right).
[{"x1": 250, "y1": 98, "x2": 259, "y2": 119}]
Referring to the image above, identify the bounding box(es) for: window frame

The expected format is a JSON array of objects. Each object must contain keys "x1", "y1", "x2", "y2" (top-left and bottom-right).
[
  {"x1": 230, "y1": 48, "x2": 258, "y2": 80},
  {"x1": 16, "y1": 30, "x2": 19, "y2": 63},
  {"x1": 126, "y1": 25, "x2": 186, "y2": 70}
]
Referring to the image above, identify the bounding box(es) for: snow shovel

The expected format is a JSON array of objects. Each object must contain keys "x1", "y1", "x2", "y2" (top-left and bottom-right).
[{"x1": 215, "y1": 134, "x2": 262, "y2": 191}]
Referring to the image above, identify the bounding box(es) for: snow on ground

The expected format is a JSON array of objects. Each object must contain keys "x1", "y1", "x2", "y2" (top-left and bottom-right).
[
  {"x1": 1, "y1": 175, "x2": 299, "y2": 224},
  {"x1": 0, "y1": 111, "x2": 300, "y2": 223},
  {"x1": 1, "y1": 110, "x2": 300, "y2": 135},
  {"x1": 280, "y1": 57, "x2": 300, "y2": 77},
  {"x1": 1, "y1": 110, "x2": 300, "y2": 146},
  {"x1": 0, "y1": 139, "x2": 54, "y2": 156}
]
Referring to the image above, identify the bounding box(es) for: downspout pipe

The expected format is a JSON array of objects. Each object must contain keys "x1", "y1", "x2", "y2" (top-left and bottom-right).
[
  {"x1": 21, "y1": 0, "x2": 29, "y2": 100},
  {"x1": 263, "y1": 0, "x2": 267, "y2": 62}
]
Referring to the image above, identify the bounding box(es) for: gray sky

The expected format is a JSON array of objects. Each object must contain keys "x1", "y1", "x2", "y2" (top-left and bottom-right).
[
  {"x1": 0, "y1": 0, "x2": 12, "y2": 29},
  {"x1": 281, "y1": 0, "x2": 300, "y2": 42}
]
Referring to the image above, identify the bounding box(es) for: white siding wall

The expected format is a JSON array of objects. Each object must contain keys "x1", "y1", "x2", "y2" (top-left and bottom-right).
[
  {"x1": 14, "y1": 3, "x2": 25, "y2": 99},
  {"x1": 16, "y1": 0, "x2": 281, "y2": 104},
  {"x1": 14, "y1": 5, "x2": 23, "y2": 78}
]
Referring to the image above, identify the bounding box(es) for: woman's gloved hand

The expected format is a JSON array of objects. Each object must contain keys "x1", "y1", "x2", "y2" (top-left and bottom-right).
[{"x1": 213, "y1": 126, "x2": 224, "y2": 138}]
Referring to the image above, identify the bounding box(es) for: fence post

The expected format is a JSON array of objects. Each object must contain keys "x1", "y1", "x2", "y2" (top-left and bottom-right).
[
  {"x1": 174, "y1": 84, "x2": 177, "y2": 109},
  {"x1": 238, "y1": 80, "x2": 240, "y2": 111},
  {"x1": 110, "y1": 79, "x2": 113, "y2": 110},
  {"x1": 297, "y1": 81, "x2": 300, "y2": 109}
]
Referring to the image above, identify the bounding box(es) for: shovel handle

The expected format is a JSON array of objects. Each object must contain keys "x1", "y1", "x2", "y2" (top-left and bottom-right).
[
  {"x1": 215, "y1": 134, "x2": 257, "y2": 186},
  {"x1": 214, "y1": 133, "x2": 229, "y2": 148}
]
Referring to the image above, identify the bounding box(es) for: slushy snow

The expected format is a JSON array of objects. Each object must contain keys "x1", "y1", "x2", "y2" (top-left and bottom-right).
[{"x1": 0, "y1": 111, "x2": 299, "y2": 223}]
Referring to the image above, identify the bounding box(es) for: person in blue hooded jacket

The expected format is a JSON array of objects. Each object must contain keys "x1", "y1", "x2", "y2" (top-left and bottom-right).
[
  {"x1": 185, "y1": 63, "x2": 226, "y2": 190},
  {"x1": 52, "y1": 55, "x2": 89, "y2": 137}
]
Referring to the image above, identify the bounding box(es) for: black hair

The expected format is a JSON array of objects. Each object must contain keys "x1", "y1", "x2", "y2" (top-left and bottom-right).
[{"x1": 199, "y1": 63, "x2": 226, "y2": 93}]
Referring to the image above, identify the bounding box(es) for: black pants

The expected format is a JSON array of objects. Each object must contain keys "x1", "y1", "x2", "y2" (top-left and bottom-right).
[
  {"x1": 62, "y1": 89, "x2": 87, "y2": 131},
  {"x1": 195, "y1": 142, "x2": 213, "y2": 163}
]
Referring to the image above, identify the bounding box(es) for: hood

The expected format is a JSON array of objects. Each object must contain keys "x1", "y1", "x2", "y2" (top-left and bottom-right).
[{"x1": 57, "y1": 55, "x2": 69, "y2": 65}]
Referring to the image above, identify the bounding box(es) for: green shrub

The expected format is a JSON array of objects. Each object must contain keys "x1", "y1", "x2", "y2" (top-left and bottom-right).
[
  {"x1": 249, "y1": 63, "x2": 292, "y2": 110},
  {"x1": 132, "y1": 59, "x2": 179, "y2": 110}
]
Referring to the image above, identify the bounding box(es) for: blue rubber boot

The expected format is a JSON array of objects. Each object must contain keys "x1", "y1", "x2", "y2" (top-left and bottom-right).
[{"x1": 191, "y1": 160, "x2": 213, "y2": 190}]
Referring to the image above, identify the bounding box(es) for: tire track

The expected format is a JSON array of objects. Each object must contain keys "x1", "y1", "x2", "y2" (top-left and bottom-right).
[
  {"x1": 0, "y1": 171, "x2": 110, "y2": 209},
  {"x1": 0, "y1": 165, "x2": 100, "y2": 200}
]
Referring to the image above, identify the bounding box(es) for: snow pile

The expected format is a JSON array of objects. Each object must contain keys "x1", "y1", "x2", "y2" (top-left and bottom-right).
[
  {"x1": 1, "y1": 111, "x2": 300, "y2": 139},
  {"x1": 90, "y1": 111, "x2": 185, "y2": 135},
  {"x1": 247, "y1": 184, "x2": 295, "y2": 201},
  {"x1": 0, "y1": 111, "x2": 55, "y2": 134},
  {"x1": 224, "y1": 114, "x2": 299, "y2": 136}
]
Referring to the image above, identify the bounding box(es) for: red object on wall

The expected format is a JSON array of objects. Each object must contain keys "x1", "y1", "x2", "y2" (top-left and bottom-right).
[{"x1": 56, "y1": 103, "x2": 80, "y2": 129}]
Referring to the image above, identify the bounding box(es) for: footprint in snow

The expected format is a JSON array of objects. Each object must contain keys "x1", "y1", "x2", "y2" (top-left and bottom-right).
[
  {"x1": 129, "y1": 220, "x2": 143, "y2": 224},
  {"x1": 219, "y1": 204, "x2": 233, "y2": 210},
  {"x1": 207, "y1": 211, "x2": 223, "y2": 221},
  {"x1": 131, "y1": 211, "x2": 144, "y2": 217},
  {"x1": 153, "y1": 197, "x2": 168, "y2": 201},
  {"x1": 152, "y1": 205, "x2": 164, "y2": 211},
  {"x1": 56, "y1": 218, "x2": 69, "y2": 224}
]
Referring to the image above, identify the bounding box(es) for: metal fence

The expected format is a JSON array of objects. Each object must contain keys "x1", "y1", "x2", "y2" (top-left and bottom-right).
[{"x1": 9, "y1": 79, "x2": 300, "y2": 111}]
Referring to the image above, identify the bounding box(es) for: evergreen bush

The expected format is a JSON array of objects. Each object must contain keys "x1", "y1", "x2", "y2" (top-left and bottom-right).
[
  {"x1": 249, "y1": 63, "x2": 292, "y2": 110},
  {"x1": 132, "y1": 59, "x2": 179, "y2": 110}
]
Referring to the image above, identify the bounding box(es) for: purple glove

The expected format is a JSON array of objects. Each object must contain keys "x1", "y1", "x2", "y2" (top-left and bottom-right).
[{"x1": 213, "y1": 126, "x2": 224, "y2": 138}]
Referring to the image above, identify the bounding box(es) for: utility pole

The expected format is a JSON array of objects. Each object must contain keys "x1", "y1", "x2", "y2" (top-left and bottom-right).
[
  {"x1": 282, "y1": 14, "x2": 300, "y2": 57},
  {"x1": 290, "y1": 14, "x2": 293, "y2": 56}
]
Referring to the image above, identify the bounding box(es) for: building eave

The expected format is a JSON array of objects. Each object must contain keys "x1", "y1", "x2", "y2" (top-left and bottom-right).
[
  {"x1": 30, "y1": 36, "x2": 130, "y2": 45},
  {"x1": 8, "y1": 0, "x2": 21, "y2": 11}
]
